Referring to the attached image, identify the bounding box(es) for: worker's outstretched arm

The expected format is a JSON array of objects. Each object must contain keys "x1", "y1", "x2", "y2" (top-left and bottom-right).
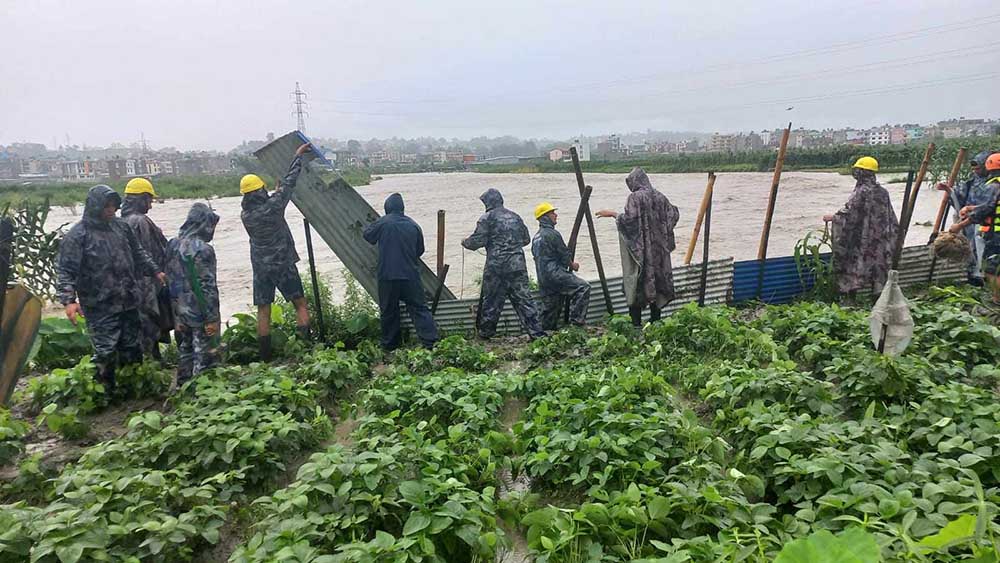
[{"x1": 462, "y1": 215, "x2": 490, "y2": 250}]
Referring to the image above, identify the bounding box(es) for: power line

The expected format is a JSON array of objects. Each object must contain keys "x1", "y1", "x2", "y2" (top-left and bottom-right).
[{"x1": 292, "y1": 82, "x2": 309, "y2": 133}]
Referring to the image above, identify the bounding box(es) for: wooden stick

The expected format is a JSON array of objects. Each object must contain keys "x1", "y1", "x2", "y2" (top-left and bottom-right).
[
  {"x1": 684, "y1": 172, "x2": 716, "y2": 265},
  {"x1": 432, "y1": 264, "x2": 450, "y2": 314},
  {"x1": 892, "y1": 171, "x2": 916, "y2": 270},
  {"x1": 904, "y1": 142, "x2": 936, "y2": 221},
  {"x1": 303, "y1": 219, "x2": 325, "y2": 339},
  {"x1": 436, "y1": 210, "x2": 445, "y2": 277},
  {"x1": 570, "y1": 147, "x2": 613, "y2": 314},
  {"x1": 698, "y1": 188, "x2": 713, "y2": 306},
  {"x1": 567, "y1": 185, "x2": 593, "y2": 257},
  {"x1": 930, "y1": 147, "x2": 968, "y2": 235},
  {"x1": 756, "y1": 122, "x2": 792, "y2": 299}
]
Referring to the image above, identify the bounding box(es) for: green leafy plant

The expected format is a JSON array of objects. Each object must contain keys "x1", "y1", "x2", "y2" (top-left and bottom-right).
[
  {"x1": 37, "y1": 404, "x2": 88, "y2": 440},
  {"x1": 0, "y1": 408, "x2": 29, "y2": 465},
  {"x1": 31, "y1": 317, "x2": 93, "y2": 370}
]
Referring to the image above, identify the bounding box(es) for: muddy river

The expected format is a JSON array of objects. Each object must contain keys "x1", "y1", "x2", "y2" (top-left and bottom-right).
[{"x1": 45, "y1": 171, "x2": 942, "y2": 322}]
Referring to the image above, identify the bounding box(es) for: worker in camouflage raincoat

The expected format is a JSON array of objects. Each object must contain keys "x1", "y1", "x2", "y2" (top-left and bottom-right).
[
  {"x1": 240, "y1": 142, "x2": 312, "y2": 360},
  {"x1": 363, "y1": 193, "x2": 439, "y2": 350},
  {"x1": 57, "y1": 185, "x2": 166, "y2": 393},
  {"x1": 121, "y1": 177, "x2": 171, "y2": 359},
  {"x1": 936, "y1": 149, "x2": 995, "y2": 285},
  {"x1": 948, "y1": 153, "x2": 1000, "y2": 304},
  {"x1": 462, "y1": 188, "x2": 545, "y2": 339},
  {"x1": 824, "y1": 156, "x2": 899, "y2": 296},
  {"x1": 597, "y1": 167, "x2": 680, "y2": 326},
  {"x1": 531, "y1": 202, "x2": 590, "y2": 330},
  {"x1": 166, "y1": 203, "x2": 221, "y2": 387}
]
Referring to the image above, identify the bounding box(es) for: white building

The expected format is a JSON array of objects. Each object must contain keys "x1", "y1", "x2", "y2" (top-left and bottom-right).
[
  {"x1": 571, "y1": 139, "x2": 590, "y2": 162},
  {"x1": 867, "y1": 128, "x2": 891, "y2": 146}
]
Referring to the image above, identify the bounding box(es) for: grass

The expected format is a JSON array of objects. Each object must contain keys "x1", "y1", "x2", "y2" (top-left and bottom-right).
[{"x1": 0, "y1": 169, "x2": 371, "y2": 207}]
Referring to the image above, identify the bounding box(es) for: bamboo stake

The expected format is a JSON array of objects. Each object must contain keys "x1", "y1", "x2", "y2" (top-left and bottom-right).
[
  {"x1": 684, "y1": 172, "x2": 716, "y2": 265},
  {"x1": 755, "y1": 122, "x2": 792, "y2": 299},
  {"x1": 904, "y1": 142, "x2": 936, "y2": 221},
  {"x1": 930, "y1": 148, "x2": 968, "y2": 235},
  {"x1": 570, "y1": 147, "x2": 613, "y2": 314},
  {"x1": 436, "y1": 210, "x2": 445, "y2": 277},
  {"x1": 567, "y1": 185, "x2": 593, "y2": 257}
]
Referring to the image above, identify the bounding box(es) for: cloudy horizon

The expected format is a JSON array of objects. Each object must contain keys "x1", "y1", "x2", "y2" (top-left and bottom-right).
[{"x1": 4, "y1": 0, "x2": 999, "y2": 151}]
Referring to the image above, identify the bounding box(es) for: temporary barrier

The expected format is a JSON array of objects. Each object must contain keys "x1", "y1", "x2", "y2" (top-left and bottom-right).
[
  {"x1": 732, "y1": 245, "x2": 965, "y2": 304},
  {"x1": 403, "y1": 258, "x2": 734, "y2": 336},
  {"x1": 253, "y1": 131, "x2": 455, "y2": 302}
]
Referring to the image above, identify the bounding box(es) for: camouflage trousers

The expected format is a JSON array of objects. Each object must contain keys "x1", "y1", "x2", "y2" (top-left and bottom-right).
[
  {"x1": 86, "y1": 308, "x2": 143, "y2": 368},
  {"x1": 176, "y1": 326, "x2": 218, "y2": 385},
  {"x1": 85, "y1": 308, "x2": 143, "y2": 391},
  {"x1": 538, "y1": 277, "x2": 591, "y2": 331},
  {"x1": 478, "y1": 269, "x2": 544, "y2": 338}
]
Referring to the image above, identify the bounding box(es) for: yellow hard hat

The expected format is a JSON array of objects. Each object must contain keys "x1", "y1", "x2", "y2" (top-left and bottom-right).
[
  {"x1": 240, "y1": 174, "x2": 265, "y2": 194},
  {"x1": 124, "y1": 177, "x2": 156, "y2": 197},
  {"x1": 853, "y1": 156, "x2": 879, "y2": 172},
  {"x1": 534, "y1": 202, "x2": 557, "y2": 220}
]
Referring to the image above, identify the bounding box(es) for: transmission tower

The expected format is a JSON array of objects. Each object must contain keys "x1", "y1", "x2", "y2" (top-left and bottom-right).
[{"x1": 292, "y1": 82, "x2": 309, "y2": 133}]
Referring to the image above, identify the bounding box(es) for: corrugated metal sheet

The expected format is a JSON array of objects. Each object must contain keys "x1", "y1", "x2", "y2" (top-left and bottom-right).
[
  {"x1": 733, "y1": 244, "x2": 966, "y2": 303},
  {"x1": 253, "y1": 131, "x2": 455, "y2": 301},
  {"x1": 403, "y1": 258, "x2": 734, "y2": 336}
]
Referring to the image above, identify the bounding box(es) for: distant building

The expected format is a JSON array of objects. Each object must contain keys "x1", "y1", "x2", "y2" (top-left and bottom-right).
[
  {"x1": 548, "y1": 148, "x2": 565, "y2": 162},
  {"x1": 709, "y1": 134, "x2": 736, "y2": 153},
  {"x1": 571, "y1": 139, "x2": 591, "y2": 161},
  {"x1": 867, "y1": 128, "x2": 891, "y2": 146},
  {"x1": 890, "y1": 127, "x2": 907, "y2": 145}
]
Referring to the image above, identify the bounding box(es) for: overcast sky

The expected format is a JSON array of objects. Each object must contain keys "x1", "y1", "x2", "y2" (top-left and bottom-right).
[{"x1": 3, "y1": 0, "x2": 999, "y2": 150}]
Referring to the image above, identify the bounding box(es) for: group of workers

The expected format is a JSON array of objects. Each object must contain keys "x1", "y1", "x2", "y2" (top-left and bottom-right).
[
  {"x1": 824, "y1": 152, "x2": 1000, "y2": 304},
  {"x1": 53, "y1": 141, "x2": 1000, "y2": 393}
]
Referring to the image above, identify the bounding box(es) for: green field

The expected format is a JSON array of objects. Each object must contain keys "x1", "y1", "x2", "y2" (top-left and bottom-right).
[
  {"x1": 0, "y1": 169, "x2": 371, "y2": 208},
  {"x1": 2, "y1": 284, "x2": 1000, "y2": 562}
]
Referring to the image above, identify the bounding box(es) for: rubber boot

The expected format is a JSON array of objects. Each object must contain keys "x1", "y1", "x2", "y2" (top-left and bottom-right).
[
  {"x1": 259, "y1": 335, "x2": 272, "y2": 362},
  {"x1": 296, "y1": 325, "x2": 311, "y2": 342},
  {"x1": 96, "y1": 363, "x2": 117, "y2": 396}
]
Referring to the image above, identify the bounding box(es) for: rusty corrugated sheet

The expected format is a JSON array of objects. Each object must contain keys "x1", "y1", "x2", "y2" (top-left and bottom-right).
[{"x1": 253, "y1": 131, "x2": 455, "y2": 301}]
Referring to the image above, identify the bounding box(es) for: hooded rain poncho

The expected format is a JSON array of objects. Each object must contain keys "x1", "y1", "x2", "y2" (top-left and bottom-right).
[
  {"x1": 615, "y1": 168, "x2": 680, "y2": 307},
  {"x1": 831, "y1": 170, "x2": 899, "y2": 294}
]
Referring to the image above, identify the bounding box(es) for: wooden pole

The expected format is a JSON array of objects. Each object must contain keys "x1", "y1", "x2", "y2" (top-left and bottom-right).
[
  {"x1": 563, "y1": 185, "x2": 593, "y2": 325},
  {"x1": 756, "y1": 122, "x2": 792, "y2": 299},
  {"x1": 432, "y1": 264, "x2": 450, "y2": 314},
  {"x1": 570, "y1": 147, "x2": 613, "y2": 314},
  {"x1": 684, "y1": 172, "x2": 716, "y2": 265},
  {"x1": 904, "y1": 142, "x2": 936, "y2": 220},
  {"x1": 567, "y1": 185, "x2": 593, "y2": 257},
  {"x1": 698, "y1": 188, "x2": 713, "y2": 306},
  {"x1": 930, "y1": 148, "x2": 968, "y2": 235},
  {"x1": 302, "y1": 219, "x2": 325, "y2": 339},
  {"x1": 436, "y1": 210, "x2": 445, "y2": 277},
  {"x1": 892, "y1": 171, "x2": 916, "y2": 270}
]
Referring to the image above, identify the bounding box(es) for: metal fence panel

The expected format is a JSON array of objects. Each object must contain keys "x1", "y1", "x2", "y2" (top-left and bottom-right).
[{"x1": 253, "y1": 131, "x2": 455, "y2": 302}]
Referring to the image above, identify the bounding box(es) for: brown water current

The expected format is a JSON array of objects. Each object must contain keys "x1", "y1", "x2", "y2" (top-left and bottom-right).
[{"x1": 45, "y1": 171, "x2": 942, "y2": 323}]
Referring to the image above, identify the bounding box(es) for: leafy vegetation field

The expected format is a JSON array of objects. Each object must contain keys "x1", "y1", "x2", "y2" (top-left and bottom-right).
[{"x1": 2, "y1": 286, "x2": 1000, "y2": 562}]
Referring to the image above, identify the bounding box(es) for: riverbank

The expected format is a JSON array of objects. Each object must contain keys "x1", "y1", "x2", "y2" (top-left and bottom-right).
[{"x1": 0, "y1": 168, "x2": 371, "y2": 207}]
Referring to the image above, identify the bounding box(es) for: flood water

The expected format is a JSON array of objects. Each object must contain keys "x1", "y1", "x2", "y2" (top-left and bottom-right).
[{"x1": 46, "y1": 171, "x2": 943, "y2": 322}]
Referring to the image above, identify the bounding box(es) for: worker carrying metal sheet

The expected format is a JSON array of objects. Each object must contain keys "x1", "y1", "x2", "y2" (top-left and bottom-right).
[
  {"x1": 822, "y1": 156, "x2": 899, "y2": 299},
  {"x1": 531, "y1": 202, "x2": 590, "y2": 330},
  {"x1": 239, "y1": 142, "x2": 312, "y2": 360},
  {"x1": 166, "y1": 202, "x2": 221, "y2": 389},
  {"x1": 362, "y1": 193, "x2": 439, "y2": 350},
  {"x1": 57, "y1": 185, "x2": 167, "y2": 394},
  {"x1": 462, "y1": 188, "x2": 545, "y2": 340}
]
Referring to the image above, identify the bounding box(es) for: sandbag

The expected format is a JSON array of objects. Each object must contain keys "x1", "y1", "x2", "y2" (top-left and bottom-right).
[{"x1": 869, "y1": 270, "x2": 913, "y2": 356}]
